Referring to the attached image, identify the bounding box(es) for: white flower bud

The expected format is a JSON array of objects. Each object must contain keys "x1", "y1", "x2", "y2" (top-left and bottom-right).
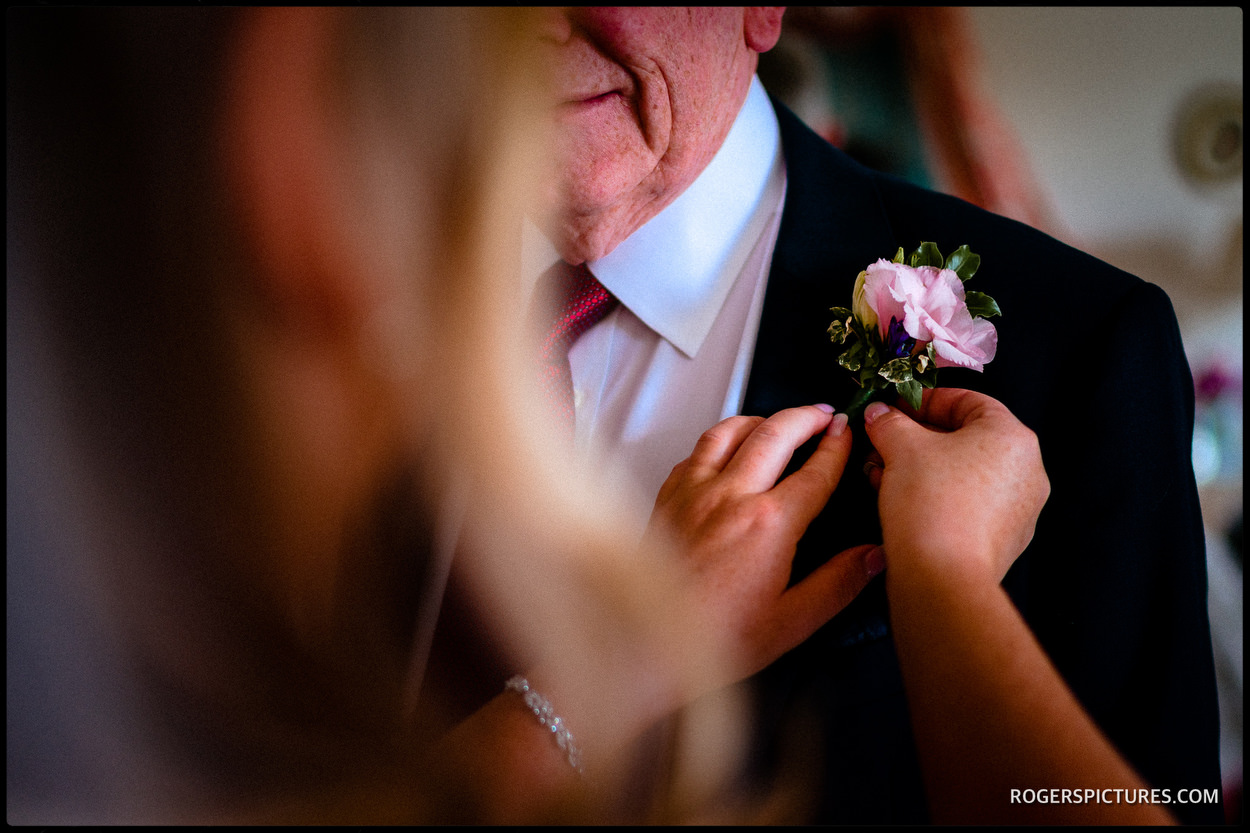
[{"x1": 852, "y1": 270, "x2": 878, "y2": 331}]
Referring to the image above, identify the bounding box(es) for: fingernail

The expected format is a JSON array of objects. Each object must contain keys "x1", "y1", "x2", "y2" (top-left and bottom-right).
[
  {"x1": 864, "y1": 401, "x2": 890, "y2": 424},
  {"x1": 827, "y1": 412, "x2": 848, "y2": 437},
  {"x1": 865, "y1": 546, "x2": 886, "y2": 578},
  {"x1": 814, "y1": 403, "x2": 834, "y2": 414}
]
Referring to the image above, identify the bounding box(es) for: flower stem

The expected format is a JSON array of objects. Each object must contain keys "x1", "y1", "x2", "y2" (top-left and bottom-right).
[{"x1": 842, "y1": 385, "x2": 880, "y2": 424}]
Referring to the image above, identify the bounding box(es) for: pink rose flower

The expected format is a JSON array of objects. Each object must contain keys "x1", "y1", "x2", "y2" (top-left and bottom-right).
[{"x1": 861, "y1": 259, "x2": 998, "y2": 372}]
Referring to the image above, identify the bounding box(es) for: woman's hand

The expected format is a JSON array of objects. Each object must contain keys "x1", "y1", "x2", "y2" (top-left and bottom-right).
[
  {"x1": 647, "y1": 405, "x2": 880, "y2": 684},
  {"x1": 859, "y1": 390, "x2": 1174, "y2": 825},
  {"x1": 861, "y1": 389, "x2": 1049, "y2": 584}
]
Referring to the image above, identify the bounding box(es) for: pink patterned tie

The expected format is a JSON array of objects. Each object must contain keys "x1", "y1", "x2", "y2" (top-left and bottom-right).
[{"x1": 536, "y1": 261, "x2": 618, "y2": 434}]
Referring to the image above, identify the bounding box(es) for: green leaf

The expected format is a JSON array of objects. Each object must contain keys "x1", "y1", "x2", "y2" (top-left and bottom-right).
[
  {"x1": 964, "y1": 290, "x2": 1002, "y2": 319},
  {"x1": 944, "y1": 245, "x2": 981, "y2": 281},
  {"x1": 897, "y1": 379, "x2": 923, "y2": 411},
  {"x1": 856, "y1": 344, "x2": 880, "y2": 383},
  {"x1": 861, "y1": 341, "x2": 881, "y2": 370},
  {"x1": 915, "y1": 352, "x2": 939, "y2": 387},
  {"x1": 892, "y1": 247, "x2": 906, "y2": 264},
  {"x1": 829, "y1": 306, "x2": 852, "y2": 319},
  {"x1": 920, "y1": 344, "x2": 940, "y2": 382},
  {"x1": 827, "y1": 317, "x2": 852, "y2": 345},
  {"x1": 838, "y1": 339, "x2": 865, "y2": 371},
  {"x1": 910, "y1": 242, "x2": 944, "y2": 269},
  {"x1": 880, "y1": 357, "x2": 914, "y2": 383}
]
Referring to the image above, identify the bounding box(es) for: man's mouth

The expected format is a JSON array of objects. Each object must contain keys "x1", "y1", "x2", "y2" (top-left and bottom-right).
[
  {"x1": 558, "y1": 89, "x2": 623, "y2": 111},
  {"x1": 579, "y1": 90, "x2": 618, "y2": 104}
]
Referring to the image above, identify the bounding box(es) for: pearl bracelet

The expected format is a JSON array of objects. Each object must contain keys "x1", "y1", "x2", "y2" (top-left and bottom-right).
[{"x1": 505, "y1": 675, "x2": 584, "y2": 774}]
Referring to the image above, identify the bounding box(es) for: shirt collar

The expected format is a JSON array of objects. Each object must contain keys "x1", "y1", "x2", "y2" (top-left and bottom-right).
[{"x1": 525, "y1": 75, "x2": 784, "y2": 359}]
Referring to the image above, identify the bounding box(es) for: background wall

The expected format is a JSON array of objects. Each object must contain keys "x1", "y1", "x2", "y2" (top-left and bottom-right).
[{"x1": 969, "y1": 7, "x2": 1241, "y2": 261}]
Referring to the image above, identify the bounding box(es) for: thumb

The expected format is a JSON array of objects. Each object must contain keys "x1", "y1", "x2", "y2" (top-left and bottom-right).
[{"x1": 861, "y1": 400, "x2": 919, "y2": 464}]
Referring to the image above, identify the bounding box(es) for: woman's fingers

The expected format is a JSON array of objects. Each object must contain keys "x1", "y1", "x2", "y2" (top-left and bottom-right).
[
  {"x1": 656, "y1": 403, "x2": 849, "y2": 540},
  {"x1": 902, "y1": 387, "x2": 997, "y2": 436},
  {"x1": 862, "y1": 449, "x2": 885, "y2": 491},
  {"x1": 678, "y1": 415, "x2": 767, "y2": 485},
  {"x1": 771, "y1": 412, "x2": 853, "y2": 529},
  {"x1": 763, "y1": 543, "x2": 881, "y2": 662},
  {"x1": 719, "y1": 405, "x2": 837, "y2": 494},
  {"x1": 665, "y1": 405, "x2": 840, "y2": 498}
]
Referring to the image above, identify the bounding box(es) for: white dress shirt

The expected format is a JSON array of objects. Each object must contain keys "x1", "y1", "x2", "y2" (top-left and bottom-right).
[{"x1": 524, "y1": 76, "x2": 788, "y2": 528}]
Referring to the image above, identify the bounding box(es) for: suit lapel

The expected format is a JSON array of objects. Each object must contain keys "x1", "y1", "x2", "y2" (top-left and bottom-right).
[
  {"x1": 744, "y1": 99, "x2": 899, "y2": 593},
  {"x1": 743, "y1": 98, "x2": 900, "y2": 419}
]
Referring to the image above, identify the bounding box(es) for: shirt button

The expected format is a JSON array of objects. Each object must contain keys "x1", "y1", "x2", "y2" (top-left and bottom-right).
[{"x1": 573, "y1": 388, "x2": 585, "y2": 409}]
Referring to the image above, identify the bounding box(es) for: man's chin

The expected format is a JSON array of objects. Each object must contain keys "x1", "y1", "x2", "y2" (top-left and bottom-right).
[
  {"x1": 546, "y1": 212, "x2": 634, "y2": 265},
  {"x1": 535, "y1": 163, "x2": 660, "y2": 262}
]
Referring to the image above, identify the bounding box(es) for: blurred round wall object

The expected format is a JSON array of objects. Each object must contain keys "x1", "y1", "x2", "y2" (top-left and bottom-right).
[{"x1": 1174, "y1": 81, "x2": 1243, "y2": 187}]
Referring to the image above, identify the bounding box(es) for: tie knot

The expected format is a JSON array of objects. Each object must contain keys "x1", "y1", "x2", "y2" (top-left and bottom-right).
[{"x1": 538, "y1": 262, "x2": 618, "y2": 363}]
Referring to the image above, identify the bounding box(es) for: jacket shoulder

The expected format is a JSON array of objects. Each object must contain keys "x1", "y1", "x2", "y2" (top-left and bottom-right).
[{"x1": 771, "y1": 93, "x2": 1146, "y2": 302}]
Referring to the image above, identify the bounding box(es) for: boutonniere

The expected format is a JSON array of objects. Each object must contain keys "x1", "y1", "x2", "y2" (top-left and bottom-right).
[{"x1": 828, "y1": 242, "x2": 1000, "y2": 420}]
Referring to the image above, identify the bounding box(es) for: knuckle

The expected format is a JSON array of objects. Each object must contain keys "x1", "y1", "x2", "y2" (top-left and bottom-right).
[
  {"x1": 685, "y1": 485, "x2": 735, "y2": 523},
  {"x1": 751, "y1": 420, "x2": 787, "y2": 443},
  {"x1": 1035, "y1": 471, "x2": 1052, "y2": 506},
  {"x1": 702, "y1": 416, "x2": 761, "y2": 444},
  {"x1": 749, "y1": 494, "x2": 790, "y2": 535},
  {"x1": 790, "y1": 465, "x2": 835, "y2": 495}
]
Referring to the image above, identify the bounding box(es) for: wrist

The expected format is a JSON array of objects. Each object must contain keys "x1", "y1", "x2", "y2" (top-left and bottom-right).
[
  {"x1": 523, "y1": 646, "x2": 685, "y2": 773},
  {"x1": 881, "y1": 538, "x2": 1002, "y2": 597},
  {"x1": 505, "y1": 676, "x2": 584, "y2": 774}
]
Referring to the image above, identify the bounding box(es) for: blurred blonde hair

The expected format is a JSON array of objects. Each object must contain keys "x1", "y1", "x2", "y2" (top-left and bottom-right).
[{"x1": 9, "y1": 6, "x2": 743, "y2": 823}]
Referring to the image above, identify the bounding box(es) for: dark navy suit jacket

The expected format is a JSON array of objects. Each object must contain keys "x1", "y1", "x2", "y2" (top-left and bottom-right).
[{"x1": 738, "y1": 99, "x2": 1223, "y2": 824}]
